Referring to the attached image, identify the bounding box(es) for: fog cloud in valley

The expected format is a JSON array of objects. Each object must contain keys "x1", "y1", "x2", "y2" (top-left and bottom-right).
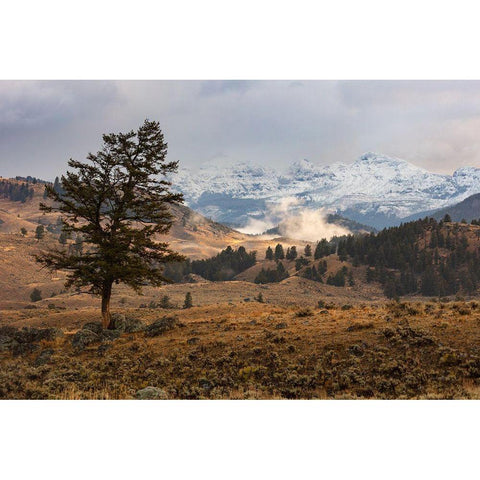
[{"x1": 238, "y1": 197, "x2": 351, "y2": 242}]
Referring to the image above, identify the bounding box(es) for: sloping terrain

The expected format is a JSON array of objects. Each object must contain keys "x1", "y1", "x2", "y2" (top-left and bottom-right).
[{"x1": 403, "y1": 193, "x2": 480, "y2": 223}]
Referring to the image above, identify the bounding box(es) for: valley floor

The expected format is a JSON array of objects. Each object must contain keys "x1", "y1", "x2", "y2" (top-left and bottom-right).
[{"x1": 2, "y1": 299, "x2": 480, "y2": 399}]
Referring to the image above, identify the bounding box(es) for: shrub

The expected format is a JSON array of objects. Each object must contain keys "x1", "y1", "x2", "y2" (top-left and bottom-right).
[
  {"x1": 296, "y1": 308, "x2": 313, "y2": 317},
  {"x1": 30, "y1": 288, "x2": 42, "y2": 302},
  {"x1": 255, "y1": 292, "x2": 265, "y2": 303},
  {"x1": 159, "y1": 295, "x2": 174, "y2": 309}
]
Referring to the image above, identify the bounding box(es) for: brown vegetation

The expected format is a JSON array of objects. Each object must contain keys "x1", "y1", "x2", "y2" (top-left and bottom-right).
[{"x1": 2, "y1": 300, "x2": 480, "y2": 399}]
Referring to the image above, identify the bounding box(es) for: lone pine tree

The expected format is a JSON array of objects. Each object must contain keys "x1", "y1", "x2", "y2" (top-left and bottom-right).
[
  {"x1": 36, "y1": 120, "x2": 185, "y2": 329},
  {"x1": 183, "y1": 292, "x2": 193, "y2": 309}
]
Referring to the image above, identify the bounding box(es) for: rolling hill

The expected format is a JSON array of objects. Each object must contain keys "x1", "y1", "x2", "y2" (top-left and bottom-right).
[{"x1": 402, "y1": 193, "x2": 480, "y2": 224}]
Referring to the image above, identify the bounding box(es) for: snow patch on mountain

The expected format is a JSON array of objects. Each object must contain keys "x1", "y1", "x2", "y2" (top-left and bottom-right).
[{"x1": 172, "y1": 152, "x2": 480, "y2": 229}]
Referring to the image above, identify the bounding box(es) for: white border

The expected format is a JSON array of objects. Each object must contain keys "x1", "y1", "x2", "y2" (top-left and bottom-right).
[{"x1": 2, "y1": 1, "x2": 480, "y2": 478}]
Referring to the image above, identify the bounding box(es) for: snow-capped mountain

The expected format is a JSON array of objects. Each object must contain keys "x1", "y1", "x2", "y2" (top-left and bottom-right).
[{"x1": 172, "y1": 152, "x2": 480, "y2": 229}]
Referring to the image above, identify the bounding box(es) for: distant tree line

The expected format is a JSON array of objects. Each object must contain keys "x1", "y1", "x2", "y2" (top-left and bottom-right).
[
  {"x1": 0, "y1": 180, "x2": 34, "y2": 202},
  {"x1": 15, "y1": 176, "x2": 47, "y2": 184},
  {"x1": 163, "y1": 246, "x2": 257, "y2": 282}
]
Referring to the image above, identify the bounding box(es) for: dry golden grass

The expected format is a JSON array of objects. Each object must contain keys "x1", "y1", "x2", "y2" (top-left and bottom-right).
[{"x1": 3, "y1": 299, "x2": 480, "y2": 399}]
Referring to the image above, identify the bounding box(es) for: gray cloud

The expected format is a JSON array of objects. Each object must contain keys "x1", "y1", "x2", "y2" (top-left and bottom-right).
[{"x1": 1, "y1": 80, "x2": 480, "y2": 180}]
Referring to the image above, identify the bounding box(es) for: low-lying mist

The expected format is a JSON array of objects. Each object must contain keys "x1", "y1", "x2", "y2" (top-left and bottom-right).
[{"x1": 237, "y1": 197, "x2": 351, "y2": 241}]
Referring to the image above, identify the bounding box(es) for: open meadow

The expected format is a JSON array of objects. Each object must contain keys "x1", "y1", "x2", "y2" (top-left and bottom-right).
[{"x1": 3, "y1": 295, "x2": 480, "y2": 399}]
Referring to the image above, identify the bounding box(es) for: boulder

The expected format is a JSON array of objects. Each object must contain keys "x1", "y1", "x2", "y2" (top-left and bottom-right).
[
  {"x1": 82, "y1": 322, "x2": 103, "y2": 335},
  {"x1": 111, "y1": 313, "x2": 127, "y2": 332},
  {"x1": 101, "y1": 330, "x2": 121, "y2": 342},
  {"x1": 71, "y1": 329, "x2": 100, "y2": 350},
  {"x1": 135, "y1": 386, "x2": 168, "y2": 400},
  {"x1": 144, "y1": 316, "x2": 178, "y2": 337},
  {"x1": 14, "y1": 327, "x2": 63, "y2": 344},
  {"x1": 111, "y1": 314, "x2": 145, "y2": 333},
  {"x1": 124, "y1": 317, "x2": 146, "y2": 333}
]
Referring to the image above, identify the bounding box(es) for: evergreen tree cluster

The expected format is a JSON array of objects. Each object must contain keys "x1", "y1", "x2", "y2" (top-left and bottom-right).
[
  {"x1": 314, "y1": 239, "x2": 336, "y2": 259},
  {"x1": 191, "y1": 246, "x2": 256, "y2": 281},
  {"x1": 326, "y1": 266, "x2": 354, "y2": 287},
  {"x1": 295, "y1": 256, "x2": 310, "y2": 271},
  {"x1": 254, "y1": 261, "x2": 289, "y2": 284},
  {"x1": 0, "y1": 180, "x2": 34, "y2": 203},
  {"x1": 301, "y1": 260, "x2": 327, "y2": 282},
  {"x1": 333, "y1": 217, "x2": 480, "y2": 297},
  {"x1": 163, "y1": 246, "x2": 256, "y2": 282},
  {"x1": 264, "y1": 244, "x2": 299, "y2": 261}
]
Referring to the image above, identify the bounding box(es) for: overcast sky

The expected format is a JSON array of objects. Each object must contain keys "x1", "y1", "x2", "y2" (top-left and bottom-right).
[{"x1": 1, "y1": 80, "x2": 480, "y2": 180}]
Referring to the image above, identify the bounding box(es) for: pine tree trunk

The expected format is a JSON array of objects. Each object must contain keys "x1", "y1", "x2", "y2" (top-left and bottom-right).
[{"x1": 101, "y1": 280, "x2": 113, "y2": 329}]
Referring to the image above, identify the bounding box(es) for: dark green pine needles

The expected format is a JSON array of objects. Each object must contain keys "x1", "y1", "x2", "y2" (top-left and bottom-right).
[{"x1": 36, "y1": 120, "x2": 185, "y2": 328}]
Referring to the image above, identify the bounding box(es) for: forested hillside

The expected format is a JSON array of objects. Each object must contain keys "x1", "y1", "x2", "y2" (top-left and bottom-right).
[
  {"x1": 0, "y1": 179, "x2": 35, "y2": 202},
  {"x1": 163, "y1": 216, "x2": 480, "y2": 300},
  {"x1": 336, "y1": 217, "x2": 480, "y2": 298}
]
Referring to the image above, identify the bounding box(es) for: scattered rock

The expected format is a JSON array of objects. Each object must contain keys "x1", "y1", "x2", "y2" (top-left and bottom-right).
[
  {"x1": 101, "y1": 330, "x2": 121, "y2": 342},
  {"x1": 82, "y1": 322, "x2": 103, "y2": 335},
  {"x1": 14, "y1": 327, "x2": 63, "y2": 344},
  {"x1": 123, "y1": 317, "x2": 146, "y2": 333},
  {"x1": 71, "y1": 329, "x2": 101, "y2": 350},
  {"x1": 135, "y1": 386, "x2": 168, "y2": 400},
  {"x1": 111, "y1": 313, "x2": 127, "y2": 332},
  {"x1": 275, "y1": 322, "x2": 287, "y2": 330},
  {"x1": 187, "y1": 337, "x2": 199, "y2": 345},
  {"x1": 145, "y1": 316, "x2": 178, "y2": 337}
]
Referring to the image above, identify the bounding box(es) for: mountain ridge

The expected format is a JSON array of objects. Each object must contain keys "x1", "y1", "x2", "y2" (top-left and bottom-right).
[
  {"x1": 172, "y1": 152, "x2": 480, "y2": 229},
  {"x1": 402, "y1": 192, "x2": 480, "y2": 224}
]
